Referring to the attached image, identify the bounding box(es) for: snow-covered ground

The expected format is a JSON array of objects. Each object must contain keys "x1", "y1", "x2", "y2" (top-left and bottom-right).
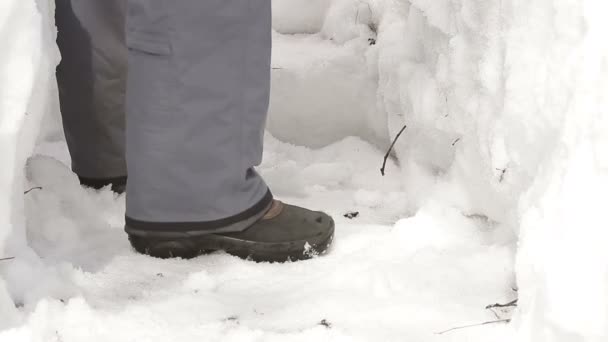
[
  {"x1": 1, "y1": 0, "x2": 608, "y2": 341},
  {"x1": 3, "y1": 130, "x2": 516, "y2": 342}
]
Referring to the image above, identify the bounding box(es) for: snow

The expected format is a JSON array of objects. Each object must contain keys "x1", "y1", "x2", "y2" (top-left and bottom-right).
[
  {"x1": 1, "y1": 0, "x2": 607, "y2": 341},
  {"x1": 271, "y1": 0, "x2": 331, "y2": 34},
  {"x1": 5, "y1": 134, "x2": 517, "y2": 341},
  {"x1": 0, "y1": 0, "x2": 59, "y2": 331},
  {"x1": 268, "y1": 33, "x2": 387, "y2": 148}
]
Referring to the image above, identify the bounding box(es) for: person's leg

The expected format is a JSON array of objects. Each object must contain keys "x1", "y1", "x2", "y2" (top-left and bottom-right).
[
  {"x1": 124, "y1": 0, "x2": 334, "y2": 261},
  {"x1": 123, "y1": 0, "x2": 272, "y2": 232},
  {"x1": 55, "y1": 0, "x2": 127, "y2": 192}
]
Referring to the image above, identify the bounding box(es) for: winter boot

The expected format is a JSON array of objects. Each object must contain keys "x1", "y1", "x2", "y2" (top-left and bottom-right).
[{"x1": 126, "y1": 200, "x2": 335, "y2": 262}]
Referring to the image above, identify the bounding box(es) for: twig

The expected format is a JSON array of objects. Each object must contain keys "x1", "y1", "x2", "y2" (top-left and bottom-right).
[
  {"x1": 222, "y1": 315, "x2": 239, "y2": 323},
  {"x1": 496, "y1": 168, "x2": 508, "y2": 183},
  {"x1": 0, "y1": 257, "x2": 15, "y2": 262},
  {"x1": 486, "y1": 299, "x2": 518, "y2": 309},
  {"x1": 436, "y1": 319, "x2": 511, "y2": 335},
  {"x1": 380, "y1": 124, "x2": 407, "y2": 176},
  {"x1": 319, "y1": 319, "x2": 332, "y2": 329},
  {"x1": 344, "y1": 211, "x2": 360, "y2": 219},
  {"x1": 24, "y1": 186, "x2": 43, "y2": 195},
  {"x1": 452, "y1": 138, "x2": 461, "y2": 146}
]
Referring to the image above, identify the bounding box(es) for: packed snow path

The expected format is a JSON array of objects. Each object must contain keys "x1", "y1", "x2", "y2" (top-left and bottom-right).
[{"x1": 7, "y1": 134, "x2": 516, "y2": 341}]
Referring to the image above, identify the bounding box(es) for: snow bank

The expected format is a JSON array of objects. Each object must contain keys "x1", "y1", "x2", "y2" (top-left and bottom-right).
[
  {"x1": 511, "y1": 2, "x2": 608, "y2": 340},
  {"x1": 0, "y1": 0, "x2": 59, "y2": 328},
  {"x1": 268, "y1": 33, "x2": 387, "y2": 148},
  {"x1": 271, "y1": 0, "x2": 331, "y2": 34},
  {"x1": 273, "y1": 0, "x2": 608, "y2": 340}
]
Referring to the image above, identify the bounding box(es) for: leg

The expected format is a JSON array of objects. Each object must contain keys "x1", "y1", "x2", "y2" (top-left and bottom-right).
[
  {"x1": 124, "y1": 0, "x2": 272, "y2": 231},
  {"x1": 55, "y1": 0, "x2": 128, "y2": 190},
  {"x1": 124, "y1": 0, "x2": 335, "y2": 262}
]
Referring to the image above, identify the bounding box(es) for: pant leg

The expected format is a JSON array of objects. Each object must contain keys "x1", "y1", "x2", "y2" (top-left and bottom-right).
[
  {"x1": 124, "y1": 0, "x2": 273, "y2": 233},
  {"x1": 56, "y1": 0, "x2": 127, "y2": 180}
]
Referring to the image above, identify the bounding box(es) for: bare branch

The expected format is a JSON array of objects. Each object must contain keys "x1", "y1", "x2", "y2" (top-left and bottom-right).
[
  {"x1": 486, "y1": 299, "x2": 518, "y2": 310},
  {"x1": 436, "y1": 319, "x2": 511, "y2": 335},
  {"x1": 0, "y1": 257, "x2": 15, "y2": 262},
  {"x1": 380, "y1": 124, "x2": 407, "y2": 176},
  {"x1": 24, "y1": 187, "x2": 42, "y2": 195}
]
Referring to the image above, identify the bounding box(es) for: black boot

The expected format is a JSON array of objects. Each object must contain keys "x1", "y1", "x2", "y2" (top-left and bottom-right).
[{"x1": 126, "y1": 201, "x2": 335, "y2": 262}]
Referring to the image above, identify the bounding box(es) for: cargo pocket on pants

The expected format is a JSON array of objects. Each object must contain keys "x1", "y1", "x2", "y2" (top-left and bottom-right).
[{"x1": 126, "y1": 0, "x2": 172, "y2": 55}]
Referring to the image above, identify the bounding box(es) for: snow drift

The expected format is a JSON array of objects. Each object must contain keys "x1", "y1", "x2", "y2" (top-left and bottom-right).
[
  {"x1": 272, "y1": 0, "x2": 608, "y2": 340},
  {"x1": 0, "y1": 0, "x2": 60, "y2": 329},
  {"x1": 0, "y1": 0, "x2": 607, "y2": 340}
]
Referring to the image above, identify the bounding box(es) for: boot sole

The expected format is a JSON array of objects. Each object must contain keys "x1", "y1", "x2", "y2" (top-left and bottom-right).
[{"x1": 127, "y1": 218, "x2": 335, "y2": 263}]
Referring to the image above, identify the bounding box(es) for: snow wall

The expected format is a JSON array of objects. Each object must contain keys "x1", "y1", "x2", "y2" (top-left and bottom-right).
[
  {"x1": 0, "y1": 0, "x2": 60, "y2": 329},
  {"x1": 273, "y1": 1, "x2": 608, "y2": 341},
  {"x1": 0, "y1": 0, "x2": 607, "y2": 340}
]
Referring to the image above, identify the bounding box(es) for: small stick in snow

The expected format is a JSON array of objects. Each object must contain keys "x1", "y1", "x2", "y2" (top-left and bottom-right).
[
  {"x1": 380, "y1": 124, "x2": 407, "y2": 176},
  {"x1": 319, "y1": 319, "x2": 332, "y2": 329},
  {"x1": 486, "y1": 299, "x2": 518, "y2": 309},
  {"x1": 0, "y1": 257, "x2": 15, "y2": 262},
  {"x1": 452, "y1": 138, "x2": 461, "y2": 146},
  {"x1": 223, "y1": 316, "x2": 239, "y2": 323},
  {"x1": 436, "y1": 319, "x2": 511, "y2": 335},
  {"x1": 496, "y1": 168, "x2": 508, "y2": 183},
  {"x1": 24, "y1": 186, "x2": 43, "y2": 195},
  {"x1": 344, "y1": 211, "x2": 360, "y2": 219}
]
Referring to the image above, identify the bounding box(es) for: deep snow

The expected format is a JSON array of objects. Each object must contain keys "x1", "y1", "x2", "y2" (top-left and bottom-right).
[
  {"x1": 1, "y1": 0, "x2": 607, "y2": 341},
  {"x1": 2, "y1": 132, "x2": 516, "y2": 342}
]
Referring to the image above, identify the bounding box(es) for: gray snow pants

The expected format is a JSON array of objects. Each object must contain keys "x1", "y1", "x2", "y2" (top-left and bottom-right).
[{"x1": 56, "y1": 0, "x2": 273, "y2": 233}]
